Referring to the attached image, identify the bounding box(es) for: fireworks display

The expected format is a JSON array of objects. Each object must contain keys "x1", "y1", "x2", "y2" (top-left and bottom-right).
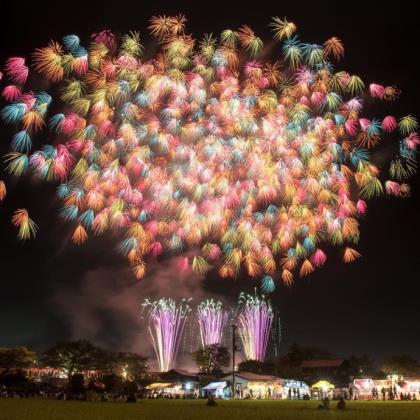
[
  {"x1": 197, "y1": 299, "x2": 229, "y2": 347},
  {"x1": 142, "y1": 297, "x2": 191, "y2": 372},
  {"x1": 10, "y1": 208, "x2": 38, "y2": 241},
  {"x1": 0, "y1": 15, "x2": 418, "y2": 290},
  {"x1": 237, "y1": 292, "x2": 274, "y2": 362}
]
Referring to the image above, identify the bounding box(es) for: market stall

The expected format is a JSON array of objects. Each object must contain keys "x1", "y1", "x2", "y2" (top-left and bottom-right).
[
  {"x1": 221, "y1": 372, "x2": 283, "y2": 399},
  {"x1": 201, "y1": 381, "x2": 229, "y2": 398},
  {"x1": 281, "y1": 379, "x2": 310, "y2": 399},
  {"x1": 145, "y1": 382, "x2": 198, "y2": 398},
  {"x1": 311, "y1": 380, "x2": 335, "y2": 399},
  {"x1": 352, "y1": 378, "x2": 376, "y2": 400},
  {"x1": 397, "y1": 378, "x2": 420, "y2": 399}
]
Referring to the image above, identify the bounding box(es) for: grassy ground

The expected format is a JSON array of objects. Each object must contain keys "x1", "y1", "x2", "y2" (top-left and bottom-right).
[{"x1": 1, "y1": 398, "x2": 419, "y2": 420}]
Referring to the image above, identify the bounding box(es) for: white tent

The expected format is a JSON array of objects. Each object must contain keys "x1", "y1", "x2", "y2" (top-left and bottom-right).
[
  {"x1": 202, "y1": 381, "x2": 228, "y2": 398},
  {"x1": 203, "y1": 381, "x2": 228, "y2": 390},
  {"x1": 220, "y1": 372, "x2": 283, "y2": 399},
  {"x1": 281, "y1": 379, "x2": 310, "y2": 399}
]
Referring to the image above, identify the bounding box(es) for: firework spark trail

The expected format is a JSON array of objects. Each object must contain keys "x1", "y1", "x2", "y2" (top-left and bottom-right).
[
  {"x1": 11, "y1": 208, "x2": 38, "y2": 241},
  {"x1": 237, "y1": 292, "x2": 273, "y2": 361},
  {"x1": 197, "y1": 299, "x2": 229, "y2": 347},
  {"x1": 143, "y1": 298, "x2": 191, "y2": 372},
  {"x1": 0, "y1": 15, "x2": 418, "y2": 291}
]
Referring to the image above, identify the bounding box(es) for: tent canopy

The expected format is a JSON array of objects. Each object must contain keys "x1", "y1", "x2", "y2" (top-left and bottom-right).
[
  {"x1": 311, "y1": 380, "x2": 335, "y2": 389},
  {"x1": 282, "y1": 380, "x2": 309, "y2": 389},
  {"x1": 202, "y1": 381, "x2": 227, "y2": 390},
  {"x1": 146, "y1": 382, "x2": 174, "y2": 389}
]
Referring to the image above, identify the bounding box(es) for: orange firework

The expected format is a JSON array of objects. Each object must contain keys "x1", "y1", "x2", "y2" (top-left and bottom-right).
[
  {"x1": 0, "y1": 181, "x2": 6, "y2": 201},
  {"x1": 324, "y1": 37, "x2": 345, "y2": 60},
  {"x1": 343, "y1": 247, "x2": 362, "y2": 263},
  {"x1": 11, "y1": 209, "x2": 38, "y2": 241}
]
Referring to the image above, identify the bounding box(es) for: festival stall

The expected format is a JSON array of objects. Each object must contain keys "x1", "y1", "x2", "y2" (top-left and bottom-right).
[
  {"x1": 280, "y1": 379, "x2": 310, "y2": 400},
  {"x1": 352, "y1": 378, "x2": 376, "y2": 400},
  {"x1": 281, "y1": 379, "x2": 310, "y2": 399},
  {"x1": 146, "y1": 382, "x2": 176, "y2": 397},
  {"x1": 372, "y1": 379, "x2": 392, "y2": 399},
  {"x1": 221, "y1": 372, "x2": 283, "y2": 399},
  {"x1": 398, "y1": 378, "x2": 420, "y2": 399},
  {"x1": 201, "y1": 381, "x2": 229, "y2": 398},
  {"x1": 350, "y1": 378, "x2": 418, "y2": 400},
  {"x1": 311, "y1": 380, "x2": 335, "y2": 399},
  {"x1": 145, "y1": 381, "x2": 199, "y2": 398}
]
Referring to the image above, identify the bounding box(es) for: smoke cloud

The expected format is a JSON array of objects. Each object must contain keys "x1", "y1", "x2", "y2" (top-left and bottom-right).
[{"x1": 50, "y1": 254, "x2": 237, "y2": 370}]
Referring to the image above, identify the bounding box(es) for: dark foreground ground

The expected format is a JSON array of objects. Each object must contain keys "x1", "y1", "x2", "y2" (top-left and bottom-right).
[{"x1": 1, "y1": 399, "x2": 420, "y2": 420}]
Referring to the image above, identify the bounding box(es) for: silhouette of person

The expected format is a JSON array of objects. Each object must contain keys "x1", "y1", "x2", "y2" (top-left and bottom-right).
[{"x1": 337, "y1": 397, "x2": 346, "y2": 410}]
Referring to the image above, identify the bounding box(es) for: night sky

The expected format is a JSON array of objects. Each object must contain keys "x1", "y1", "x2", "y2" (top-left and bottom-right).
[{"x1": 0, "y1": 0, "x2": 419, "y2": 367}]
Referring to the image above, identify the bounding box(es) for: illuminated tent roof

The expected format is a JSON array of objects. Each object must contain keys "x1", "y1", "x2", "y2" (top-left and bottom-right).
[
  {"x1": 146, "y1": 382, "x2": 174, "y2": 390},
  {"x1": 202, "y1": 381, "x2": 227, "y2": 390},
  {"x1": 311, "y1": 380, "x2": 335, "y2": 389},
  {"x1": 282, "y1": 379, "x2": 309, "y2": 389}
]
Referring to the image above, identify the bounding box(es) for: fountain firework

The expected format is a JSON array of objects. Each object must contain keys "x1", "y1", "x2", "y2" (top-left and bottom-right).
[
  {"x1": 197, "y1": 299, "x2": 229, "y2": 347},
  {"x1": 237, "y1": 292, "x2": 274, "y2": 362},
  {"x1": 142, "y1": 297, "x2": 191, "y2": 372}
]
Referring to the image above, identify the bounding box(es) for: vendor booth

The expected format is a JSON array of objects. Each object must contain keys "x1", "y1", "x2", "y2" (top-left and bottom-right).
[
  {"x1": 201, "y1": 381, "x2": 229, "y2": 398},
  {"x1": 281, "y1": 379, "x2": 310, "y2": 399},
  {"x1": 145, "y1": 381, "x2": 198, "y2": 398},
  {"x1": 399, "y1": 378, "x2": 420, "y2": 398},
  {"x1": 352, "y1": 378, "x2": 376, "y2": 400},
  {"x1": 311, "y1": 380, "x2": 335, "y2": 399},
  {"x1": 221, "y1": 372, "x2": 283, "y2": 399},
  {"x1": 351, "y1": 377, "x2": 420, "y2": 400},
  {"x1": 373, "y1": 379, "x2": 393, "y2": 399}
]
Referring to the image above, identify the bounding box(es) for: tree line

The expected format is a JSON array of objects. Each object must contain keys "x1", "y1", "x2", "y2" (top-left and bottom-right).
[
  {"x1": 0, "y1": 341, "x2": 148, "y2": 395},
  {"x1": 1, "y1": 341, "x2": 420, "y2": 384}
]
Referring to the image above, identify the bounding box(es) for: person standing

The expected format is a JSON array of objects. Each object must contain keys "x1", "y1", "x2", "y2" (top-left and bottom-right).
[{"x1": 337, "y1": 397, "x2": 346, "y2": 410}]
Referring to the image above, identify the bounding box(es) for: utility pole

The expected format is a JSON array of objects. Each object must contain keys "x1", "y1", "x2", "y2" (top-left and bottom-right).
[{"x1": 232, "y1": 323, "x2": 237, "y2": 399}]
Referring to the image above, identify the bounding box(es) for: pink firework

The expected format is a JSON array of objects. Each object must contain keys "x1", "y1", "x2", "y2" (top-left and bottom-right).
[
  {"x1": 197, "y1": 299, "x2": 229, "y2": 347},
  {"x1": 237, "y1": 292, "x2": 274, "y2": 362},
  {"x1": 143, "y1": 298, "x2": 191, "y2": 372}
]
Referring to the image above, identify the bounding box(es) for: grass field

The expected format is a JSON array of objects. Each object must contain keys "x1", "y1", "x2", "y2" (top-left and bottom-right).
[{"x1": 0, "y1": 398, "x2": 419, "y2": 420}]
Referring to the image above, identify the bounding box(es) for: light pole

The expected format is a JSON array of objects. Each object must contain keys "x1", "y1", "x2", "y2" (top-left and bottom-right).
[{"x1": 232, "y1": 323, "x2": 238, "y2": 399}]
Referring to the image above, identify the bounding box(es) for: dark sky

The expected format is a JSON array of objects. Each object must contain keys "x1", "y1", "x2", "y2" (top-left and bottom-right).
[{"x1": 0, "y1": 0, "x2": 419, "y2": 367}]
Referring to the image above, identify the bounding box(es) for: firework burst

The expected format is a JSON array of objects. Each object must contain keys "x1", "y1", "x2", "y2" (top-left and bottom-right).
[
  {"x1": 237, "y1": 292, "x2": 274, "y2": 362},
  {"x1": 142, "y1": 297, "x2": 191, "y2": 372},
  {"x1": 197, "y1": 299, "x2": 229, "y2": 347},
  {"x1": 0, "y1": 16, "x2": 417, "y2": 292}
]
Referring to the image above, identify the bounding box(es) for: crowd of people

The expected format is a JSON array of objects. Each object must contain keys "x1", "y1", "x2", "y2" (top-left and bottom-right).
[{"x1": 0, "y1": 384, "x2": 145, "y2": 403}]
